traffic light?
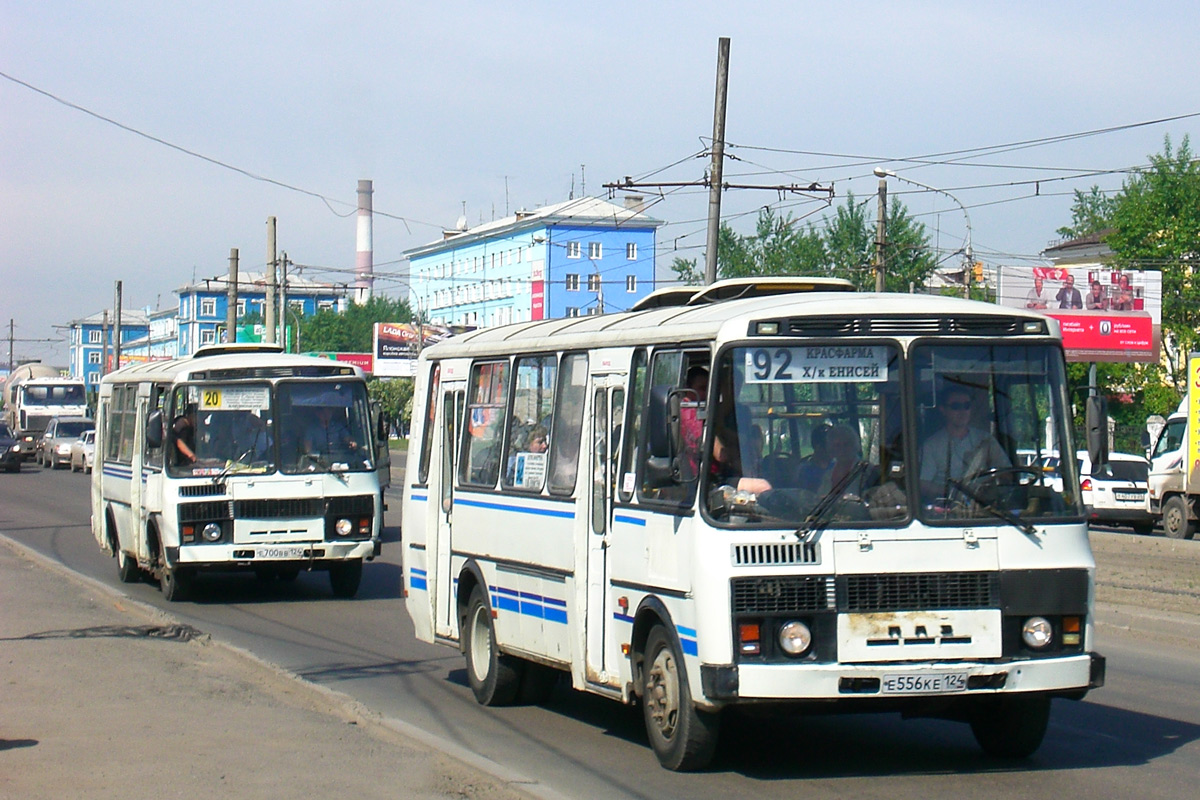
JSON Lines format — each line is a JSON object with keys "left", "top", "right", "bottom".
{"left": 972, "top": 261, "right": 984, "bottom": 283}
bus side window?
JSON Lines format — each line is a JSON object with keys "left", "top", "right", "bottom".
{"left": 617, "top": 349, "right": 647, "bottom": 503}
{"left": 548, "top": 353, "right": 588, "bottom": 495}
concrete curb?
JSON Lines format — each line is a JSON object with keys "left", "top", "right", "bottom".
{"left": 0, "top": 533, "right": 572, "bottom": 800}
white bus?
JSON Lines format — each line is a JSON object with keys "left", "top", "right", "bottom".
{"left": 402, "top": 278, "right": 1105, "bottom": 771}
{"left": 92, "top": 344, "right": 386, "bottom": 601}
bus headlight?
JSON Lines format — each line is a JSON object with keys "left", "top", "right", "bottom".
{"left": 201, "top": 522, "right": 223, "bottom": 542}
{"left": 335, "top": 518, "right": 353, "bottom": 537}
{"left": 778, "top": 620, "right": 812, "bottom": 656}
{"left": 1022, "top": 616, "right": 1054, "bottom": 649}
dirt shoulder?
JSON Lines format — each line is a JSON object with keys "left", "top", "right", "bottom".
{"left": 1090, "top": 529, "right": 1200, "bottom": 616}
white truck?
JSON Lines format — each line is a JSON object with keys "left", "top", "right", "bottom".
{"left": 2, "top": 363, "right": 89, "bottom": 462}
{"left": 1147, "top": 397, "right": 1193, "bottom": 539}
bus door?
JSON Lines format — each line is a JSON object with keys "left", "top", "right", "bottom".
{"left": 432, "top": 382, "right": 465, "bottom": 639}
{"left": 585, "top": 375, "right": 625, "bottom": 687}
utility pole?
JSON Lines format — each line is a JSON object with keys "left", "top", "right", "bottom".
{"left": 100, "top": 311, "right": 109, "bottom": 378}
{"left": 113, "top": 281, "right": 123, "bottom": 370}
{"left": 226, "top": 248, "right": 239, "bottom": 344}
{"left": 278, "top": 252, "right": 289, "bottom": 351}
{"left": 874, "top": 176, "right": 888, "bottom": 292}
{"left": 266, "top": 216, "right": 277, "bottom": 344}
{"left": 705, "top": 37, "right": 731, "bottom": 286}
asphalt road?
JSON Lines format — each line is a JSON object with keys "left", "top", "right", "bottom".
{"left": 2, "top": 460, "right": 1198, "bottom": 800}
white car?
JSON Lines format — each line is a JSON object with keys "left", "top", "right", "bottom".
{"left": 70, "top": 430, "right": 96, "bottom": 473}
{"left": 1038, "top": 450, "right": 1152, "bottom": 533}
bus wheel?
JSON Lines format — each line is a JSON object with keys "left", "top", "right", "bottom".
{"left": 329, "top": 559, "right": 363, "bottom": 598}
{"left": 641, "top": 624, "right": 719, "bottom": 771}
{"left": 464, "top": 585, "right": 522, "bottom": 706}
{"left": 160, "top": 562, "right": 193, "bottom": 602}
{"left": 117, "top": 549, "right": 142, "bottom": 584}
{"left": 1163, "top": 496, "right": 1196, "bottom": 540}
{"left": 969, "top": 694, "right": 1051, "bottom": 758}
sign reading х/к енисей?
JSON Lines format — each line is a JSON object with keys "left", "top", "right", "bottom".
{"left": 743, "top": 345, "right": 888, "bottom": 384}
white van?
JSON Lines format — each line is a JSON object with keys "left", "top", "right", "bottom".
{"left": 1147, "top": 400, "right": 1189, "bottom": 538}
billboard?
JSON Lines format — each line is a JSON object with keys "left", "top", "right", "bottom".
{"left": 995, "top": 265, "right": 1161, "bottom": 363}
{"left": 306, "top": 352, "right": 374, "bottom": 373}
{"left": 373, "top": 323, "right": 455, "bottom": 377}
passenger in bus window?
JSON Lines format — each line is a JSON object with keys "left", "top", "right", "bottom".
{"left": 172, "top": 410, "right": 197, "bottom": 464}
{"left": 794, "top": 424, "right": 833, "bottom": 491}
{"left": 231, "top": 411, "right": 272, "bottom": 463}
{"left": 680, "top": 366, "right": 708, "bottom": 475}
{"left": 919, "top": 388, "right": 1009, "bottom": 498}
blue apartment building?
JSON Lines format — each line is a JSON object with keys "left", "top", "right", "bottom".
{"left": 174, "top": 271, "right": 349, "bottom": 355}
{"left": 405, "top": 197, "right": 663, "bottom": 327}
{"left": 67, "top": 310, "right": 150, "bottom": 389}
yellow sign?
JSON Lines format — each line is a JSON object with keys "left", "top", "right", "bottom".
{"left": 1188, "top": 354, "right": 1200, "bottom": 490}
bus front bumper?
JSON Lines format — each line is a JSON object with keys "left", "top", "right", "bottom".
{"left": 701, "top": 652, "right": 1104, "bottom": 703}
{"left": 168, "top": 539, "right": 377, "bottom": 569}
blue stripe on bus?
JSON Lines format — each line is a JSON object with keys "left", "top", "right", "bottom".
{"left": 613, "top": 514, "right": 646, "bottom": 527}
{"left": 677, "top": 625, "right": 698, "bottom": 656}
{"left": 613, "top": 611, "right": 636, "bottom": 625}
{"left": 409, "top": 567, "right": 428, "bottom": 591}
{"left": 488, "top": 584, "right": 568, "bottom": 624}
{"left": 411, "top": 493, "right": 428, "bottom": 502}
{"left": 102, "top": 465, "right": 133, "bottom": 479}
{"left": 455, "top": 497, "right": 575, "bottom": 519}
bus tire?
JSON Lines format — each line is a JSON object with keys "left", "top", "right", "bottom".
{"left": 464, "top": 585, "right": 522, "bottom": 706}
{"left": 641, "top": 624, "right": 719, "bottom": 771}
{"left": 160, "top": 562, "right": 193, "bottom": 602}
{"left": 329, "top": 559, "right": 363, "bottom": 598}
{"left": 117, "top": 549, "right": 142, "bottom": 584}
{"left": 969, "top": 694, "right": 1051, "bottom": 758}
{"left": 1163, "top": 496, "right": 1195, "bottom": 540}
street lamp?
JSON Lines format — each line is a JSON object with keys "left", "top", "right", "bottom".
{"left": 873, "top": 168, "right": 973, "bottom": 298}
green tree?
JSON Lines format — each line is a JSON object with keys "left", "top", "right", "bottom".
{"left": 1056, "top": 186, "right": 1117, "bottom": 240}
{"left": 669, "top": 200, "right": 932, "bottom": 292}
{"left": 368, "top": 376, "right": 414, "bottom": 435}
{"left": 298, "top": 295, "right": 412, "bottom": 354}
{"left": 1106, "top": 135, "right": 1200, "bottom": 391}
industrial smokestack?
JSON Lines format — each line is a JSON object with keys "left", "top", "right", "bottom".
{"left": 355, "top": 179, "right": 374, "bottom": 304}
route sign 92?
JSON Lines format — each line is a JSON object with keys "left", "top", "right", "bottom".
{"left": 743, "top": 346, "right": 889, "bottom": 384}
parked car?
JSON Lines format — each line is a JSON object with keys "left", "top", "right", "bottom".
{"left": 70, "top": 429, "right": 96, "bottom": 473}
{"left": 1038, "top": 450, "right": 1153, "bottom": 533}
{"left": 37, "top": 416, "right": 94, "bottom": 470}
{"left": 0, "top": 422, "right": 21, "bottom": 473}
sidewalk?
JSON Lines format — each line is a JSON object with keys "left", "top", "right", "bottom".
{"left": 0, "top": 537, "right": 533, "bottom": 800}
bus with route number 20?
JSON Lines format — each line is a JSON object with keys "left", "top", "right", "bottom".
{"left": 401, "top": 277, "right": 1105, "bottom": 771}
{"left": 91, "top": 343, "right": 386, "bottom": 601}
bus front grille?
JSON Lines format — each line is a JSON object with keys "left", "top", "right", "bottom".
{"left": 234, "top": 498, "right": 325, "bottom": 518}
{"left": 731, "top": 576, "right": 832, "bottom": 613}
{"left": 839, "top": 572, "right": 998, "bottom": 612}
{"left": 732, "top": 542, "right": 819, "bottom": 567}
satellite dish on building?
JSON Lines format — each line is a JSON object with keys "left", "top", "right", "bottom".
{"left": 454, "top": 215, "right": 468, "bottom": 231}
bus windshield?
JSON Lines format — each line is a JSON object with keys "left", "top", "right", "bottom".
{"left": 277, "top": 381, "right": 374, "bottom": 474}
{"left": 702, "top": 341, "right": 1082, "bottom": 528}
{"left": 704, "top": 343, "right": 906, "bottom": 526}
{"left": 168, "top": 383, "right": 275, "bottom": 477}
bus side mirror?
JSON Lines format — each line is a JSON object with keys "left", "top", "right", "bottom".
{"left": 645, "top": 385, "right": 690, "bottom": 489}
{"left": 1086, "top": 395, "right": 1108, "bottom": 471}
{"left": 146, "top": 408, "right": 164, "bottom": 449}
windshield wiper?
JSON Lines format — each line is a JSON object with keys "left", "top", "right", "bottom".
{"left": 947, "top": 478, "right": 1037, "bottom": 536}
{"left": 795, "top": 460, "right": 870, "bottom": 544}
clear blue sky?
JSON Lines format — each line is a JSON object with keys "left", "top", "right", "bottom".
{"left": 4, "top": 1, "right": 1199, "bottom": 365}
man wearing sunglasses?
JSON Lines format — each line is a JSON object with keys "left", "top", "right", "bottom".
{"left": 919, "top": 387, "right": 1010, "bottom": 500}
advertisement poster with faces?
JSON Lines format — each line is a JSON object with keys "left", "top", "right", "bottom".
{"left": 995, "top": 265, "right": 1161, "bottom": 363}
